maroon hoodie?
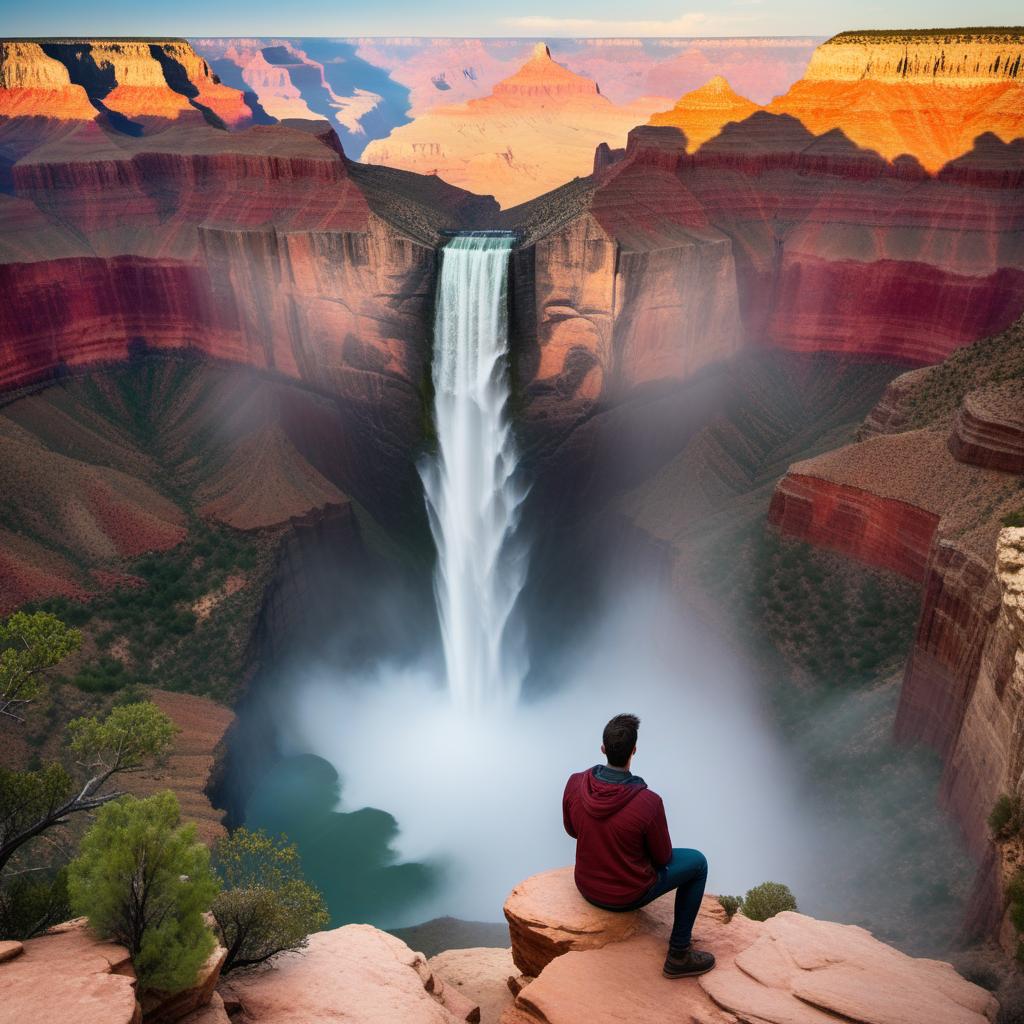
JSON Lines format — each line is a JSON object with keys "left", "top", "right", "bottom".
{"left": 562, "top": 766, "right": 672, "bottom": 906}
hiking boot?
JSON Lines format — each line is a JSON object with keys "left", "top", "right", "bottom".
{"left": 662, "top": 946, "right": 716, "bottom": 978}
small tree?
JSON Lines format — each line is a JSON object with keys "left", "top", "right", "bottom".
{"left": 68, "top": 791, "right": 219, "bottom": 992}
{"left": 0, "top": 701, "right": 176, "bottom": 872}
{"left": 742, "top": 881, "right": 798, "bottom": 921}
{"left": 212, "top": 828, "right": 329, "bottom": 973}
{"left": 0, "top": 611, "right": 81, "bottom": 722}
{"left": 717, "top": 895, "right": 742, "bottom": 921}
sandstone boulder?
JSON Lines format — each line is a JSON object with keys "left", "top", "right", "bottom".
{"left": 0, "top": 939, "right": 23, "bottom": 963}
{"left": 500, "top": 868, "right": 998, "bottom": 1024}
{"left": 221, "top": 924, "right": 480, "bottom": 1023}
{"left": 429, "top": 947, "right": 517, "bottom": 1024}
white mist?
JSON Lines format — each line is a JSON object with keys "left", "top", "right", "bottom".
{"left": 282, "top": 584, "right": 813, "bottom": 925}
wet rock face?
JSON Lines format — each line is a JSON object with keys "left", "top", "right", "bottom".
{"left": 501, "top": 868, "right": 997, "bottom": 1024}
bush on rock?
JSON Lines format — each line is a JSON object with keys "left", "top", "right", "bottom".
{"left": 68, "top": 790, "right": 219, "bottom": 993}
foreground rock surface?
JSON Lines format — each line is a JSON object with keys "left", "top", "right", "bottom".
{"left": 0, "top": 918, "right": 227, "bottom": 1024}
{"left": 501, "top": 868, "right": 997, "bottom": 1024}
{"left": 0, "top": 920, "right": 139, "bottom": 1024}
{"left": 429, "top": 947, "right": 516, "bottom": 1024}
{"left": 223, "top": 924, "right": 480, "bottom": 1023}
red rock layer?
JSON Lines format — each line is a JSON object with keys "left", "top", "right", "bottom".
{"left": 508, "top": 115, "right": 1024, "bottom": 424}
{"left": 767, "top": 473, "right": 938, "bottom": 583}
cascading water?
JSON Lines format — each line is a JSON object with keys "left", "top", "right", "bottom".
{"left": 421, "top": 232, "right": 528, "bottom": 712}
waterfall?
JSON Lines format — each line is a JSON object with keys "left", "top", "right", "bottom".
{"left": 421, "top": 232, "right": 528, "bottom": 711}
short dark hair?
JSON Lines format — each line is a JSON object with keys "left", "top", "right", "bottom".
{"left": 603, "top": 714, "right": 640, "bottom": 767}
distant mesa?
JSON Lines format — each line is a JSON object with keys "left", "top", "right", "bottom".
{"left": 0, "top": 39, "right": 254, "bottom": 131}
{"left": 647, "top": 28, "right": 1024, "bottom": 172}
{"left": 360, "top": 41, "right": 667, "bottom": 208}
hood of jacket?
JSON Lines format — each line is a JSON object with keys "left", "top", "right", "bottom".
{"left": 579, "top": 765, "right": 648, "bottom": 819}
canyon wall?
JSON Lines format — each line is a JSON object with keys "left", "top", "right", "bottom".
{"left": 768, "top": 318, "right": 1024, "bottom": 936}
{"left": 0, "top": 41, "right": 496, "bottom": 405}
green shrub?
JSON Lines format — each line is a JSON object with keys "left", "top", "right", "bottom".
{"left": 68, "top": 792, "right": 219, "bottom": 993}
{"left": 211, "top": 828, "right": 329, "bottom": 973}
{"left": 989, "top": 794, "right": 1024, "bottom": 840}
{"left": 742, "top": 882, "right": 798, "bottom": 921}
{"left": 72, "top": 656, "right": 132, "bottom": 693}
{"left": 1004, "top": 511, "right": 1024, "bottom": 529}
{"left": 717, "top": 895, "right": 742, "bottom": 921}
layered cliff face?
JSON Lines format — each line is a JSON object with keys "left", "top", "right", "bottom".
{"left": 361, "top": 44, "right": 665, "bottom": 208}
{"left": 503, "top": 108, "right": 1024, "bottom": 430}
{"left": 766, "top": 29, "right": 1024, "bottom": 171}
{"left": 768, "top": 317, "right": 1024, "bottom": 933}
{"left": 0, "top": 39, "right": 254, "bottom": 133}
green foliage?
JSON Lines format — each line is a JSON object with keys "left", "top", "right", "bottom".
{"left": 0, "top": 867, "right": 70, "bottom": 940}
{"left": 0, "top": 868, "right": 69, "bottom": 937}
{"left": 0, "top": 611, "right": 81, "bottom": 719}
{"left": 989, "top": 794, "right": 1024, "bottom": 840}
{"left": 62, "top": 522, "right": 264, "bottom": 700}
{"left": 0, "top": 761, "right": 73, "bottom": 852}
{"left": 68, "top": 792, "right": 219, "bottom": 993}
{"left": 742, "top": 882, "right": 798, "bottom": 922}
{"left": 717, "top": 895, "right": 742, "bottom": 921}
{"left": 745, "top": 531, "right": 919, "bottom": 687}
{"left": 1003, "top": 511, "right": 1024, "bottom": 529}
{"left": 68, "top": 701, "right": 176, "bottom": 774}
{"left": 212, "top": 828, "right": 329, "bottom": 973}
{"left": 72, "top": 656, "right": 133, "bottom": 694}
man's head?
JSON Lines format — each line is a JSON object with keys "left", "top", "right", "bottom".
{"left": 602, "top": 713, "right": 640, "bottom": 769}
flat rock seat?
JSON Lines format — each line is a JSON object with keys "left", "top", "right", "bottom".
{"left": 500, "top": 867, "right": 999, "bottom": 1024}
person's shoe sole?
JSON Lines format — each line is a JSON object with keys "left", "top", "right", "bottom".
{"left": 662, "top": 964, "right": 715, "bottom": 979}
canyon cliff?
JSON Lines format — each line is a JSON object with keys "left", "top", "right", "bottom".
{"left": 502, "top": 28, "right": 1023, "bottom": 429}
{"left": 769, "top": 316, "right": 1024, "bottom": 941}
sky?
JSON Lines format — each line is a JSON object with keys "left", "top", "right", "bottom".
{"left": 0, "top": 0, "right": 1021, "bottom": 40}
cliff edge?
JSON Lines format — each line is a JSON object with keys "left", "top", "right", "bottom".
{"left": 499, "top": 867, "right": 997, "bottom": 1024}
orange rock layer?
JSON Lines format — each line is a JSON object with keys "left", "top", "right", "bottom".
{"left": 0, "top": 39, "right": 254, "bottom": 131}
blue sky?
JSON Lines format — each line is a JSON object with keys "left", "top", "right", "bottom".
{"left": 1, "top": 0, "right": 1021, "bottom": 39}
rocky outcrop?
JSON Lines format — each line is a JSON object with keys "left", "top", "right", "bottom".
{"left": 362, "top": 44, "right": 664, "bottom": 208}
{"left": 0, "top": 919, "right": 226, "bottom": 1024}
{"left": 222, "top": 925, "right": 480, "bottom": 1023}
{"left": 500, "top": 868, "right": 996, "bottom": 1024}
{"left": 429, "top": 948, "right": 516, "bottom": 1024}
{"left": 1, "top": 920, "right": 140, "bottom": 1024}
{"left": 950, "top": 382, "right": 1024, "bottom": 472}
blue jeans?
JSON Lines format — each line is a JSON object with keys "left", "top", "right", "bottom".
{"left": 589, "top": 848, "right": 708, "bottom": 951}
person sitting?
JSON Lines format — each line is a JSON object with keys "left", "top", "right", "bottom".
{"left": 562, "top": 712, "right": 715, "bottom": 978}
